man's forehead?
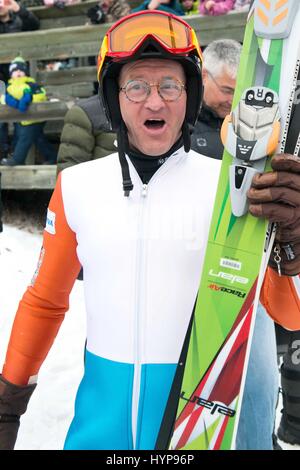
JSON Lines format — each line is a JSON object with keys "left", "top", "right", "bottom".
{"left": 120, "top": 59, "right": 185, "bottom": 80}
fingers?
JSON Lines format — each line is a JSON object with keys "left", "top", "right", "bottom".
{"left": 276, "top": 223, "right": 300, "bottom": 243}
{"left": 251, "top": 171, "right": 300, "bottom": 191}
{"left": 258, "top": 154, "right": 300, "bottom": 276}
{"left": 271, "top": 153, "right": 300, "bottom": 173}
{"left": 251, "top": 153, "right": 300, "bottom": 190}
{"left": 248, "top": 202, "right": 300, "bottom": 225}
{"left": 248, "top": 186, "right": 300, "bottom": 207}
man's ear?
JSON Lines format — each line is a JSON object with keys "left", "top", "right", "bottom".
{"left": 202, "top": 68, "right": 208, "bottom": 85}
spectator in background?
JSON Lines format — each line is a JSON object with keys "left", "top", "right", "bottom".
{"left": 0, "top": 0, "right": 40, "bottom": 160}
{"left": 87, "top": 0, "right": 132, "bottom": 94}
{"left": 199, "top": 0, "right": 235, "bottom": 16}
{"left": 43, "top": 0, "right": 80, "bottom": 7}
{"left": 0, "top": 0, "right": 39, "bottom": 36}
{"left": 180, "top": 0, "right": 199, "bottom": 15}
{"left": 191, "top": 38, "right": 241, "bottom": 159}
{"left": 0, "top": 57, "right": 57, "bottom": 166}
{"left": 234, "top": 0, "right": 251, "bottom": 11}
{"left": 132, "top": 0, "right": 184, "bottom": 16}
{"left": 87, "top": 0, "right": 131, "bottom": 25}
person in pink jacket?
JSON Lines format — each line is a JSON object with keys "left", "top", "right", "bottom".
{"left": 199, "top": 0, "right": 235, "bottom": 15}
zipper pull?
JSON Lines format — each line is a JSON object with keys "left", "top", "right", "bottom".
{"left": 273, "top": 243, "right": 282, "bottom": 277}
{"left": 141, "top": 184, "right": 148, "bottom": 197}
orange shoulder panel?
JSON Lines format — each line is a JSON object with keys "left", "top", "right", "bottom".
{"left": 2, "top": 174, "right": 81, "bottom": 385}
{"left": 261, "top": 267, "right": 300, "bottom": 331}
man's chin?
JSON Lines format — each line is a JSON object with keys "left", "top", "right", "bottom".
{"left": 140, "top": 146, "right": 172, "bottom": 156}
{"left": 219, "top": 107, "right": 232, "bottom": 118}
{"left": 130, "top": 139, "right": 173, "bottom": 157}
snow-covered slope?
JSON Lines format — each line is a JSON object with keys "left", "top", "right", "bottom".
{"left": 0, "top": 225, "right": 86, "bottom": 450}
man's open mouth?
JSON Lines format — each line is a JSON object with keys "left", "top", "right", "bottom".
{"left": 144, "top": 119, "right": 166, "bottom": 130}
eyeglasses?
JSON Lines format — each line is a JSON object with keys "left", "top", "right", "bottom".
{"left": 207, "top": 71, "right": 235, "bottom": 96}
{"left": 119, "top": 78, "right": 186, "bottom": 103}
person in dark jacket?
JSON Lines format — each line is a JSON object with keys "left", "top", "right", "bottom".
{"left": 132, "top": 0, "right": 184, "bottom": 15}
{"left": 0, "top": 0, "right": 40, "bottom": 159}
{"left": 191, "top": 38, "right": 241, "bottom": 159}
{"left": 0, "top": 0, "right": 39, "bottom": 35}
{"left": 87, "top": 0, "right": 131, "bottom": 25}
{"left": 56, "top": 95, "right": 115, "bottom": 175}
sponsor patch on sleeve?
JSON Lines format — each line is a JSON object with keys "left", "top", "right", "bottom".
{"left": 31, "top": 247, "right": 45, "bottom": 286}
{"left": 45, "top": 209, "right": 56, "bottom": 235}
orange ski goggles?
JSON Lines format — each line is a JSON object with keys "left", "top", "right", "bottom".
{"left": 97, "top": 11, "right": 202, "bottom": 80}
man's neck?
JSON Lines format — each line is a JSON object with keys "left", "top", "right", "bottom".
{"left": 127, "top": 137, "right": 183, "bottom": 184}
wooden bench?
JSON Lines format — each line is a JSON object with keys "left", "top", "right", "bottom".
{"left": 0, "top": 100, "right": 73, "bottom": 123}
{"left": 29, "top": 0, "right": 100, "bottom": 29}
{"left": 0, "top": 101, "right": 72, "bottom": 187}
{"left": 27, "top": 0, "right": 140, "bottom": 29}
{"left": 0, "top": 165, "right": 56, "bottom": 189}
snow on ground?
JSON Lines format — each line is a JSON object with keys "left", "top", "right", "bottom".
{"left": 0, "top": 224, "right": 86, "bottom": 450}
{"left": 0, "top": 224, "right": 299, "bottom": 450}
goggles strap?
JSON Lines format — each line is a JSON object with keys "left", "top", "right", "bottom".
{"left": 117, "top": 121, "right": 134, "bottom": 197}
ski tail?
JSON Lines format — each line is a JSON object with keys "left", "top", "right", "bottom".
{"left": 155, "top": 304, "right": 195, "bottom": 450}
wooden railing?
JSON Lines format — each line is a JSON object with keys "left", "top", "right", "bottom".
{"left": 0, "top": 100, "right": 73, "bottom": 123}
{"left": 0, "top": 101, "right": 71, "bottom": 190}
{"left": 0, "top": 165, "right": 56, "bottom": 189}
{"left": 29, "top": 0, "right": 100, "bottom": 29}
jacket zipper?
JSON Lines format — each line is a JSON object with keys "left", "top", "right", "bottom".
{"left": 129, "top": 151, "right": 182, "bottom": 447}
{"left": 132, "top": 183, "right": 148, "bottom": 449}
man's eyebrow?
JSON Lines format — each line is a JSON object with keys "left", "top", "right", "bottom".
{"left": 125, "top": 75, "right": 182, "bottom": 80}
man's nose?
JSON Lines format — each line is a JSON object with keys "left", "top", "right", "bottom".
{"left": 144, "top": 87, "right": 165, "bottom": 110}
{"left": 224, "top": 94, "right": 233, "bottom": 106}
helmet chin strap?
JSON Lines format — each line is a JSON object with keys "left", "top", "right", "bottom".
{"left": 117, "top": 119, "right": 192, "bottom": 197}
{"left": 182, "top": 120, "right": 192, "bottom": 153}
{"left": 117, "top": 120, "right": 134, "bottom": 197}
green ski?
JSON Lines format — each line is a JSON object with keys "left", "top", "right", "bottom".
{"left": 156, "top": 0, "right": 300, "bottom": 450}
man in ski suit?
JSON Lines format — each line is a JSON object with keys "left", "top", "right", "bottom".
{"left": 0, "top": 11, "right": 300, "bottom": 451}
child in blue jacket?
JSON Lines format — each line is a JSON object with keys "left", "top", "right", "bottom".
{"left": 0, "top": 57, "right": 57, "bottom": 166}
